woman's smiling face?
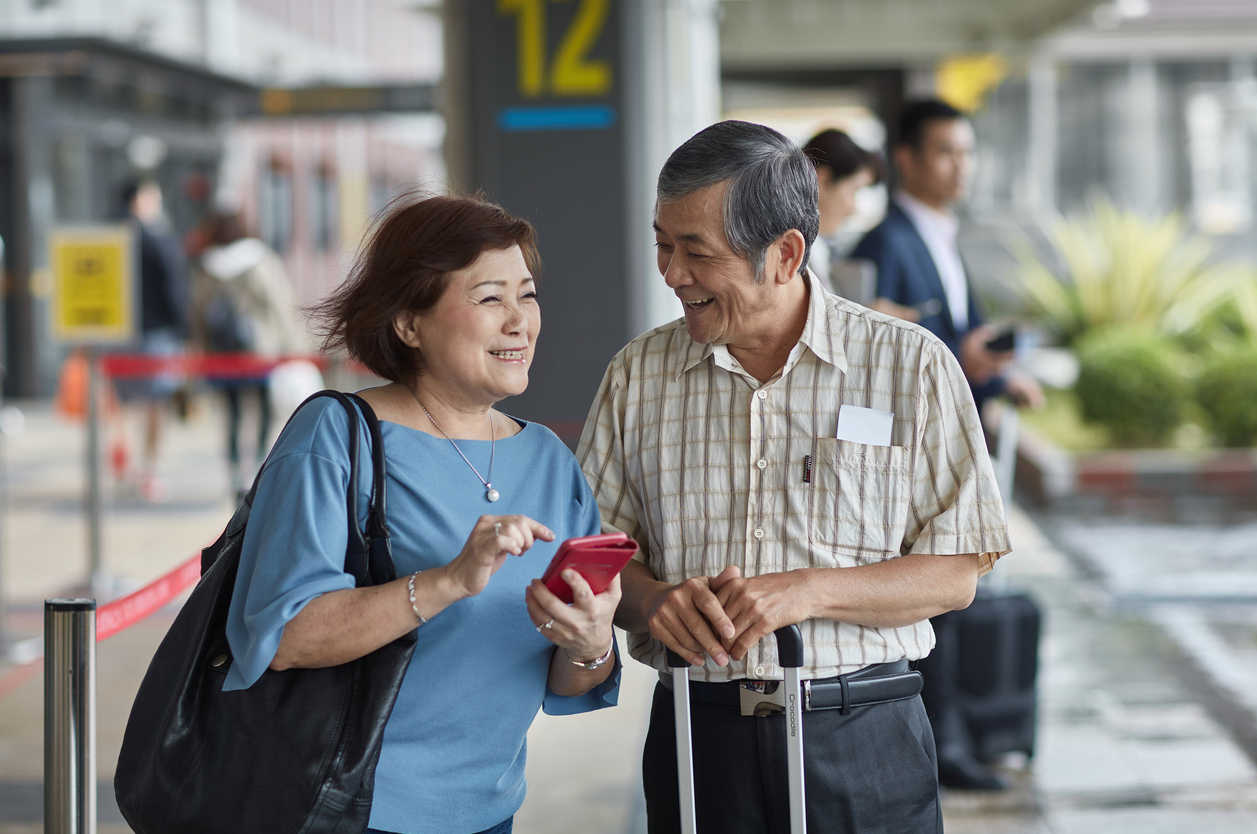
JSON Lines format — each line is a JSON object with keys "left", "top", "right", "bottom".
{"left": 404, "top": 245, "right": 540, "bottom": 408}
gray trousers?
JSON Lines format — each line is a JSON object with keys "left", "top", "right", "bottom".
{"left": 642, "top": 682, "right": 942, "bottom": 834}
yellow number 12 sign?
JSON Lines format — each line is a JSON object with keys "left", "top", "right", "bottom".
{"left": 498, "top": 0, "right": 612, "bottom": 98}
{"left": 50, "top": 225, "right": 137, "bottom": 345}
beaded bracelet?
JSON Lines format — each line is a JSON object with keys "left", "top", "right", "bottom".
{"left": 407, "top": 572, "right": 429, "bottom": 625}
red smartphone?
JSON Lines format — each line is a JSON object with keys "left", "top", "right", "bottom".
{"left": 539, "top": 532, "right": 638, "bottom": 604}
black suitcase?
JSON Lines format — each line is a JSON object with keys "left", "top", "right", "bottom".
{"left": 919, "top": 590, "right": 1040, "bottom": 779}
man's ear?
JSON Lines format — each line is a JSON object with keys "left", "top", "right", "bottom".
{"left": 393, "top": 311, "right": 422, "bottom": 349}
{"left": 893, "top": 144, "right": 915, "bottom": 184}
{"left": 770, "top": 229, "right": 807, "bottom": 285}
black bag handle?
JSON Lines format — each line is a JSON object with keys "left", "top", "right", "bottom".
{"left": 347, "top": 393, "right": 388, "bottom": 521}
{"left": 207, "top": 389, "right": 392, "bottom": 588}
{"left": 346, "top": 392, "right": 397, "bottom": 587}
{"left": 323, "top": 391, "right": 370, "bottom": 584}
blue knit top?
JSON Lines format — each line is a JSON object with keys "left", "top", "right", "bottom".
{"left": 223, "top": 397, "right": 618, "bottom": 834}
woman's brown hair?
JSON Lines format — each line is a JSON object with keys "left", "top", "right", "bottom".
{"left": 311, "top": 193, "right": 540, "bottom": 382}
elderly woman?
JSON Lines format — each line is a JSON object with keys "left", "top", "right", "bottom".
{"left": 223, "top": 195, "right": 621, "bottom": 834}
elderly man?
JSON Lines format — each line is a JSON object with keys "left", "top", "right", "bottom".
{"left": 577, "top": 121, "right": 1010, "bottom": 833}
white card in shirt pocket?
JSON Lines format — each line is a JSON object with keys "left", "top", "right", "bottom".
{"left": 835, "top": 405, "right": 894, "bottom": 447}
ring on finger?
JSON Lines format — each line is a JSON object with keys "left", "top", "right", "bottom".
{"left": 494, "top": 522, "right": 502, "bottom": 536}
{"left": 534, "top": 618, "right": 554, "bottom": 633}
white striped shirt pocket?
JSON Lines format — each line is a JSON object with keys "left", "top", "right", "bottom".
{"left": 808, "top": 438, "right": 911, "bottom": 558}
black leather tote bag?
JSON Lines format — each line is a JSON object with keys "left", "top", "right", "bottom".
{"left": 115, "top": 391, "right": 418, "bottom": 834}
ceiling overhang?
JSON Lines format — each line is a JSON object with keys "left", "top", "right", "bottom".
{"left": 719, "top": 0, "right": 1102, "bottom": 70}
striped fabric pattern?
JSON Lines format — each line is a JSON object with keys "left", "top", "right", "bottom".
{"left": 577, "top": 273, "right": 1010, "bottom": 682}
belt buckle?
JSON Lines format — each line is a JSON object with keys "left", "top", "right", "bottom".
{"left": 739, "top": 681, "right": 786, "bottom": 716}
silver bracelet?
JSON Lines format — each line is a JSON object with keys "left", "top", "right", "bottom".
{"left": 565, "top": 643, "right": 614, "bottom": 670}
{"left": 407, "top": 572, "right": 429, "bottom": 625}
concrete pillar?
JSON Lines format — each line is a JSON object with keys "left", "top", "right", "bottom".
{"left": 6, "top": 76, "right": 51, "bottom": 397}
{"left": 1027, "top": 55, "right": 1058, "bottom": 217}
{"left": 626, "top": 0, "right": 722, "bottom": 335}
{"left": 1125, "top": 58, "right": 1162, "bottom": 216}
{"left": 441, "top": 0, "right": 722, "bottom": 440}
{"left": 1228, "top": 56, "right": 1255, "bottom": 232}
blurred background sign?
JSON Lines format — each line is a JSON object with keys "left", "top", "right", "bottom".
{"left": 446, "top": 0, "right": 640, "bottom": 442}
{"left": 48, "top": 225, "right": 136, "bottom": 345}
{"left": 254, "top": 85, "right": 439, "bottom": 117}
{"left": 936, "top": 54, "right": 1009, "bottom": 114}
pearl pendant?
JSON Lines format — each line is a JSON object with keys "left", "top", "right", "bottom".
{"left": 486, "top": 488, "right": 500, "bottom": 503}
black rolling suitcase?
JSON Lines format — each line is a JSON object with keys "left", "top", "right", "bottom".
{"left": 919, "top": 590, "right": 1040, "bottom": 778}
{"left": 666, "top": 625, "right": 808, "bottom": 834}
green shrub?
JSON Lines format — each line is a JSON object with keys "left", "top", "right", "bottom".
{"left": 1197, "top": 344, "right": 1257, "bottom": 447}
{"left": 1074, "top": 327, "right": 1188, "bottom": 447}
{"left": 1014, "top": 200, "right": 1243, "bottom": 346}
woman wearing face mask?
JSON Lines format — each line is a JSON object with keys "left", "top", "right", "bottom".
{"left": 802, "top": 129, "right": 883, "bottom": 299}
{"left": 223, "top": 194, "right": 620, "bottom": 834}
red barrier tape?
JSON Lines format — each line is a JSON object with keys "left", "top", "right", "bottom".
{"left": 96, "top": 554, "right": 202, "bottom": 642}
{"left": 100, "top": 352, "right": 327, "bottom": 380}
{"left": 0, "top": 553, "right": 202, "bottom": 700}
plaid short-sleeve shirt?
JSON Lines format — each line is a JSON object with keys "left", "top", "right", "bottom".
{"left": 577, "top": 273, "right": 1011, "bottom": 682}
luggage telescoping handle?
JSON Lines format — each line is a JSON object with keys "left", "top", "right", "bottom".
{"left": 665, "top": 646, "right": 698, "bottom": 834}
{"left": 665, "top": 624, "right": 807, "bottom": 834}
{"left": 777, "top": 624, "right": 807, "bottom": 834}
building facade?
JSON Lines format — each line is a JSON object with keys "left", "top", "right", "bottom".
{"left": 0, "top": 0, "right": 442, "bottom": 395}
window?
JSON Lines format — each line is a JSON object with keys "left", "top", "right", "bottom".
{"left": 369, "top": 175, "right": 392, "bottom": 217}
{"left": 259, "top": 156, "right": 293, "bottom": 253}
{"left": 310, "top": 163, "right": 338, "bottom": 252}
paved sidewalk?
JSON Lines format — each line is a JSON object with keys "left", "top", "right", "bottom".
{"left": 940, "top": 508, "right": 1257, "bottom": 834}
{"left": 0, "top": 399, "right": 1255, "bottom": 832}
{"left": 0, "top": 399, "right": 239, "bottom": 834}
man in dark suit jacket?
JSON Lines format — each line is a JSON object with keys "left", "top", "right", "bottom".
{"left": 854, "top": 100, "right": 1044, "bottom": 793}
{"left": 853, "top": 99, "right": 1041, "bottom": 412}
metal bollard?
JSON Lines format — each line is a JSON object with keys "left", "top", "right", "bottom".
{"left": 45, "top": 598, "right": 97, "bottom": 834}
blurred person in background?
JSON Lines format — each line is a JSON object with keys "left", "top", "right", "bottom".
{"left": 802, "top": 128, "right": 883, "bottom": 297}
{"left": 855, "top": 100, "right": 1044, "bottom": 791}
{"left": 113, "top": 178, "right": 190, "bottom": 503}
{"left": 852, "top": 99, "right": 1043, "bottom": 413}
{"left": 194, "top": 210, "right": 310, "bottom": 498}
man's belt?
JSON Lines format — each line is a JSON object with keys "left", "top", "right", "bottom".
{"left": 664, "top": 659, "right": 923, "bottom": 717}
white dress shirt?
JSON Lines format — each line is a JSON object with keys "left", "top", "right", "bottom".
{"left": 894, "top": 190, "right": 969, "bottom": 331}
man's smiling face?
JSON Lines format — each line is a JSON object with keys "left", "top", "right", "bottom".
{"left": 653, "top": 181, "right": 780, "bottom": 349}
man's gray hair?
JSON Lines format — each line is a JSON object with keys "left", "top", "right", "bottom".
{"left": 657, "top": 120, "right": 819, "bottom": 282}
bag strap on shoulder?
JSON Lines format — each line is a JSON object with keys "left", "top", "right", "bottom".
{"left": 345, "top": 392, "right": 397, "bottom": 586}
{"left": 318, "top": 391, "right": 368, "bottom": 583}
{"left": 347, "top": 393, "right": 387, "bottom": 526}
{"left": 206, "top": 389, "right": 393, "bottom": 587}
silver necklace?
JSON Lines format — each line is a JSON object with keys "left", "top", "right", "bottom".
{"left": 409, "top": 388, "right": 499, "bottom": 502}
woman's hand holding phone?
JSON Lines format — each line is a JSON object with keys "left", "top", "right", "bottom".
{"left": 525, "top": 533, "right": 636, "bottom": 663}
{"left": 525, "top": 569, "right": 621, "bottom": 663}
